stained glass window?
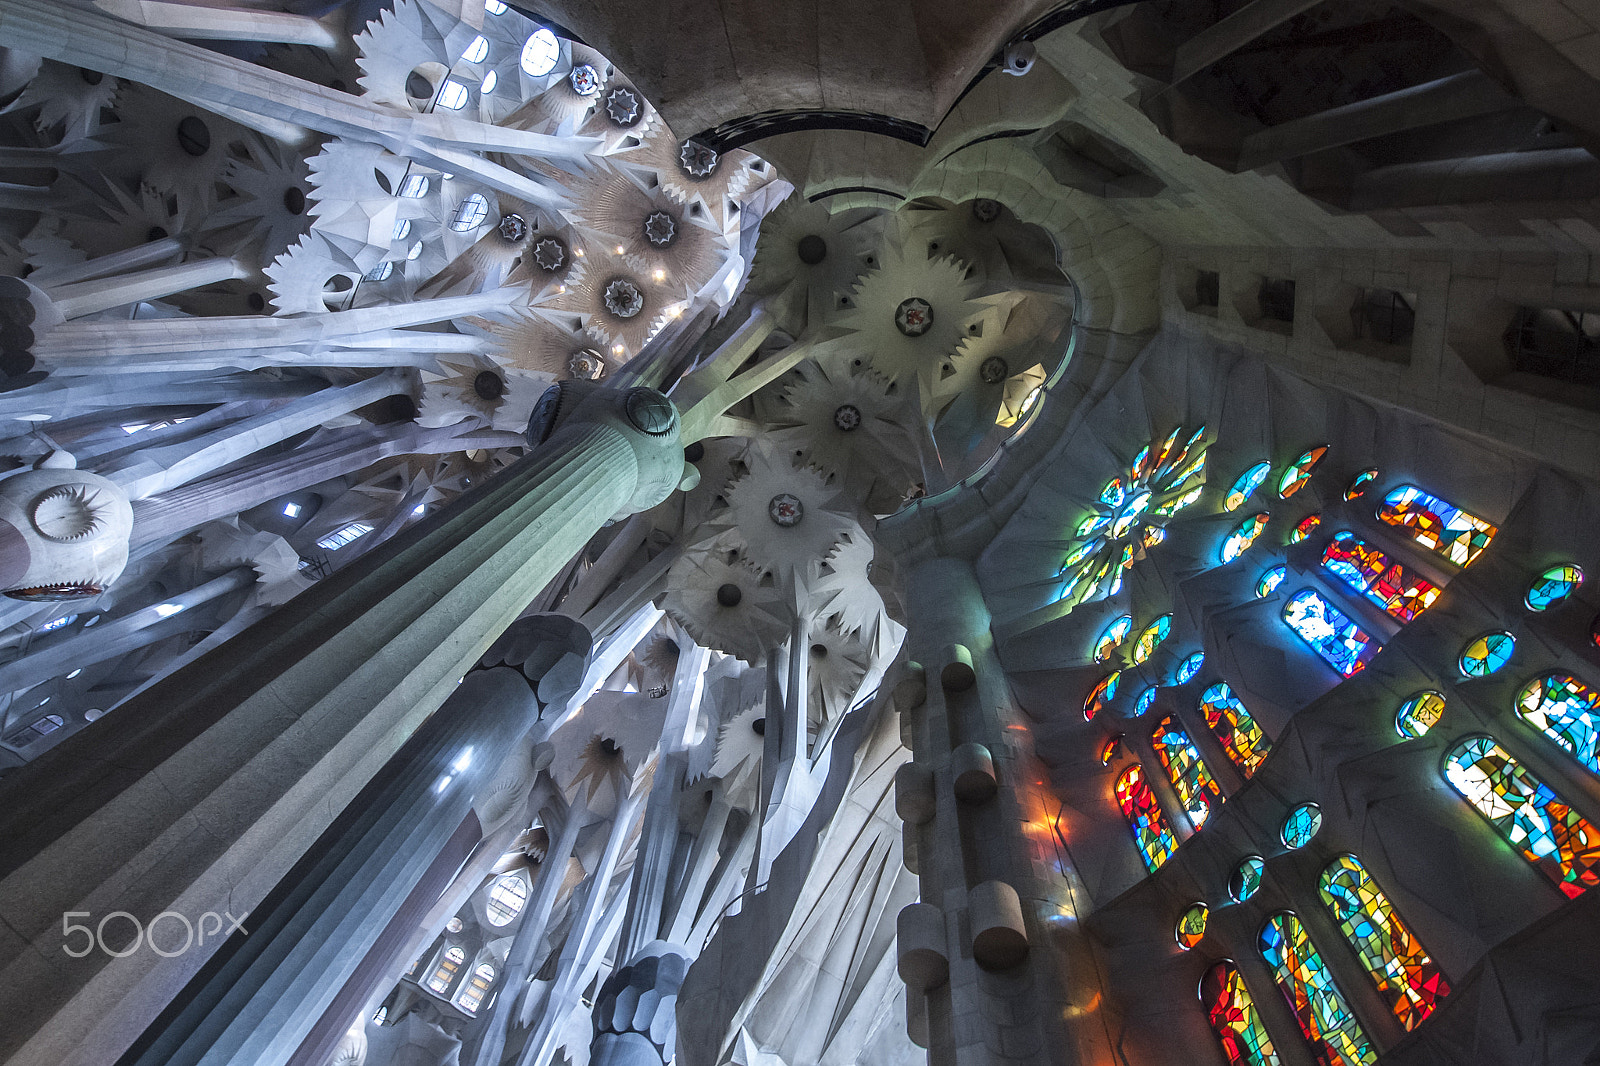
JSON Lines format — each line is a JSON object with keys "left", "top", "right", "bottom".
{"left": 1525, "top": 565, "right": 1583, "bottom": 611}
{"left": 1445, "top": 735, "right": 1600, "bottom": 898}
{"left": 426, "top": 945, "right": 465, "bottom": 994}
{"left": 1318, "top": 855, "right": 1450, "bottom": 1030}
{"left": 1281, "top": 803, "right": 1322, "bottom": 849}
{"left": 1592, "top": 613, "right": 1600, "bottom": 651}
{"left": 1283, "top": 589, "right": 1379, "bottom": 677}
{"left": 455, "top": 962, "right": 496, "bottom": 1013}
{"left": 1377, "top": 485, "right": 1496, "bottom": 567}
{"left": 1058, "top": 427, "right": 1207, "bottom": 608}
{"left": 1321, "top": 531, "right": 1441, "bottom": 624}
{"left": 1344, "top": 469, "right": 1377, "bottom": 501}
{"left": 1177, "top": 902, "right": 1210, "bottom": 950}
{"left": 1257, "top": 566, "right": 1287, "bottom": 598}
{"left": 1222, "top": 514, "right": 1271, "bottom": 564}
{"left": 1153, "top": 716, "right": 1224, "bottom": 829}
{"left": 1226, "top": 462, "right": 1272, "bottom": 511}
{"left": 1201, "top": 960, "right": 1281, "bottom": 1066}
{"left": 1459, "top": 632, "right": 1514, "bottom": 678}
{"left": 1259, "top": 912, "right": 1377, "bottom": 1066}
{"left": 1231, "top": 855, "right": 1266, "bottom": 902}
{"left": 1288, "top": 514, "right": 1321, "bottom": 545}
{"left": 1395, "top": 692, "right": 1445, "bottom": 740}
{"left": 1515, "top": 674, "right": 1600, "bottom": 775}
{"left": 1278, "top": 446, "right": 1329, "bottom": 499}
{"left": 1135, "top": 685, "right": 1159, "bottom": 717}
{"left": 1094, "top": 615, "right": 1133, "bottom": 662}
{"left": 1175, "top": 652, "right": 1205, "bottom": 685}
{"left": 1132, "top": 615, "right": 1172, "bottom": 664}
{"left": 1099, "top": 734, "right": 1125, "bottom": 764}
{"left": 1201, "top": 682, "right": 1273, "bottom": 775}
{"left": 1085, "top": 671, "right": 1121, "bottom": 720}
{"left": 1116, "top": 763, "right": 1178, "bottom": 872}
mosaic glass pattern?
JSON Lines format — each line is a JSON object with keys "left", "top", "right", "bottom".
{"left": 1094, "top": 614, "right": 1132, "bottom": 662}
{"left": 1175, "top": 652, "right": 1205, "bottom": 685}
{"left": 1318, "top": 854, "right": 1450, "bottom": 1030}
{"left": 1132, "top": 615, "right": 1172, "bottom": 665}
{"left": 1259, "top": 912, "right": 1377, "bottom": 1066}
{"left": 1525, "top": 565, "right": 1583, "bottom": 611}
{"left": 1516, "top": 674, "right": 1600, "bottom": 775}
{"left": 1059, "top": 427, "right": 1207, "bottom": 608}
{"left": 1592, "top": 613, "right": 1600, "bottom": 651}
{"left": 1257, "top": 566, "right": 1288, "bottom": 598}
{"left": 1344, "top": 469, "right": 1378, "bottom": 501}
{"left": 1281, "top": 803, "right": 1323, "bottom": 849}
{"left": 1321, "top": 531, "right": 1441, "bottom": 624}
{"left": 1289, "top": 514, "right": 1321, "bottom": 544}
{"left": 1278, "top": 446, "right": 1329, "bottom": 499}
{"left": 1176, "top": 902, "right": 1210, "bottom": 950}
{"left": 1135, "top": 685, "right": 1159, "bottom": 717}
{"left": 1201, "top": 961, "right": 1281, "bottom": 1066}
{"left": 1084, "top": 671, "right": 1121, "bottom": 720}
{"left": 1459, "top": 632, "right": 1514, "bottom": 677}
{"left": 1153, "top": 716, "right": 1223, "bottom": 829}
{"left": 1395, "top": 692, "right": 1446, "bottom": 740}
{"left": 1231, "top": 855, "right": 1266, "bottom": 902}
{"left": 1116, "top": 763, "right": 1178, "bottom": 873}
{"left": 1099, "top": 734, "right": 1125, "bottom": 765}
{"left": 1222, "top": 514, "right": 1271, "bottom": 564}
{"left": 1377, "top": 485, "right": 1496, "bottom": 567}
{"left": 1226, "top": 462, "right": 1272, "bottom": 512}
{"left": 1283, "top": 589, "right": 1379, "bottom": 677}
{"left": 1445, "top": 735, "right": 1600, "bottom": 898}
{"left": 1201, "top": 682, "right": 1273, "bottom": 775}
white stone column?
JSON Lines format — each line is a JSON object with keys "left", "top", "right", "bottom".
{"left": 46, "top": 257, "right": 248, "bottom": 321}
{"left": 0, "top": 383, "right": 685, "bottom": 1066}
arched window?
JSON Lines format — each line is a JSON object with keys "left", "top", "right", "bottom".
{"left": 451, "top": 192, "right": 490, "bottom": 231}
{"left": 1200, "top": 961, "right": 1279, "bottom": 1066}
{"left": 455, "top": 962, "right": 496, "bottom": 1013}
{"left": 1277, "top": 446, "right": 1328, "bottom": 499}
{"left": 485, "top": 873, "right": 527, "bottom": 926}
{"left": 1084, "top": 671, "right": 1120, "bottom": 721}
{"left": 1115, "top": 764, "right": 1177, "bottom": 873}
{"left": 1200, "top": 682, "right": 1272, "bottom": 775}
{"left": 461, "top": 34, "right": 489, "bottom": 63}
{"left": 426, "top": 945, "right": 465, "bottom": 994}
{"left": 1151, "top": 716, "right": 1222, "bottom": 829}
{"left": 1093, "top": 615, "right": 1132, "bottom": 662}
{"left": 1445, "top": 735, "right": 1600, "bottom": 898}
{"left": 437, "top": 80, "right": 470, "bottom": 110}
{"left": 1514, "top": 674, "right": 1600, "bottom": 775}
{"left": 1318, "top": 855, "right": 1450, "bottom": 1030}
{"left": 1259, "top": 912, "right": 1376, "bottom": 1066}
{"left": 1224, "top": 462, "right": 1271, "bottom": 512}
{"left": 1282, "top": 589, "right": 1379, "bottom": 677}
{"left": 1321, "top": 532, "right": 1440, "bottom": 623}
{"left": 1376, "top": 485, "right": 1496, "bottom": 567}
{"left": 1132, "top": 614, "right": 1172, "bottom": 664}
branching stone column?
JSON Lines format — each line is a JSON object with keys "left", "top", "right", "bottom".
{"left": 121, "top": 615, "right": 591, "bottom": 1066}
{"left": 0, "top": 380, "right": 688, "bottom": 1066}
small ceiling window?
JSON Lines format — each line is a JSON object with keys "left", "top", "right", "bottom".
{"left": 399, "top": 174, "right": 430, "bottom": 198}
{"left": 407, "top": 241, "right": 424, "bottom": 261}
{"left": 451, "top": 193, "right": 490, "bottom": 231}
{"left": 317, "top": 521, "right": 373, "bottom": 551}
{"left": 520, "top": 29, "right": 560, "bottom": 77}
{"left": 462, "top": 35, "right": 489, "bottom": 64}
{"left": 481, "top": 70, "right": 498, "bottom": 94}
{"left": 484, "top": 0, "right": 507, "bottom": 13}
{"left": 392, "top": 218, "right": 412, "bottom": 242}
{"left": 437, "top": 80, "right": 470, "bottom": 111}
{"left": 363, "top": 262, "right": 394, "bottom": 283}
